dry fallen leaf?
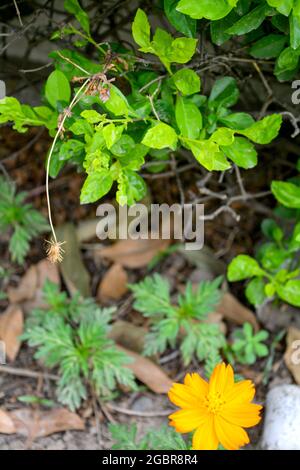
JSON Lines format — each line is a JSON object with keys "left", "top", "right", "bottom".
{"left": 8, "top": 260, "right": 60, "bottom": 309}
{"left": 216, "top": 292, "right": 259, "bottom": 331}
{"left": 118, "top": 345, "right": 172, "bottom": 394}
{"left": 109, "top": 320, "right": 147, "bottom": 354}
{"left": 56, "top": 223, "right": 91, "bottom": 297}
{"left": 0, "top": 305, "right": 23, "bottom": 361}
{"left": 9, "top": 408, "right": 84, "bottom": 439}
{"left": 97, "top": 238, "right": 170, "bottom": 268}
{"left": 97, "top": 263, "right": 128, "bottom": 302}
{"left": 0, "top": 409, "right": 16, "bottom": 434}
{"left": 284, "top": 326, "right": 300, "bottom": 384}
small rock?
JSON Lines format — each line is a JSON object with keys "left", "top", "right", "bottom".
{"left": 131, "top": 396, "right": 154, "bottom": 412}
{"left": 261, "top": 385, "right": 300, "bottom": 450}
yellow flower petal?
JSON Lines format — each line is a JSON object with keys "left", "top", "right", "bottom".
{"left": 214, "top": 415, "right": 250, "bottom": 450}
{"left": 209, "top": 363, "right": 234, "bottom": 396}
{"left": 184, "top": 373, "right": 208, "bottom": 397}
{"left": 168, "top": 383, "right": 200, "bottom": 409}
{"left": 192, "top": 415, "right": 219, "bottom": 450}
{"left": 169, "top": 408, "right": 208, "bottom": 433}
{"left": 224, "top": 379, "right": 255, "bottom": 405}
{"left": 221, "top": 403, "right": 262, "bottom": 428}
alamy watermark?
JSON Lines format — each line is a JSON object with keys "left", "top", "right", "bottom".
{"left": 95, "top": 203, "right": 204, "bottom": 250}
{"left": 0, "top": 341, "right": 6, "bottom": 364}
{"left": 291, "top": 80, "right": 300, "bottom": 104}
{"left": 0, "top": 80, "right": 5, "bottom": 100}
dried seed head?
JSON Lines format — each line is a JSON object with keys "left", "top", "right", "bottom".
{"left": 45, "top": 239, "right": 66, "bottom": 264}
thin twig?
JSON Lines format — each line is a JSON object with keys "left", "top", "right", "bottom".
{"left": 105, "top": 403, "right": 173, "bottom": 417}
{"left": 0, "top": 364, "right": 58, "bottom": 381}
{"left": 13, "top": 0, "right": 23, "bottom": 27}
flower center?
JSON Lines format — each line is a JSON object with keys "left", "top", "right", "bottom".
{"left": 204, "top": 392, "right": 226, "bottom": 414}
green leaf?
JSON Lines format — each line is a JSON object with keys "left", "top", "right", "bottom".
{"left": 103, "top": 123, "right": 124, "bottom": 149}
{"left": 271, "top": 181, "right": 300, "bottom": 208}
{"left": 226, "top": 4, "right": 272, "bottom": 35}
{"left": 45, "top": 70, "right": 71, "bottom": 109}
{"left": 49, "top": 49, "right": 102, "bottom": 81}
{"left": 209, "top": 127, "right": 234, "bottom": 146}
{"left": 132, "top": 9, "right": 152, "bottom": 50}
{"left": 80, "top": 170, "right": 113, "bottom": 204}
{"left": 219, "top": 112, "right": 255, "bottom": 130}
{"left": 266, "top": 0, "right": 293, "bottom": 16}
{"left": 189, "top": 140, "right": 231, "bottom": 171}
{"left": 290, "top": 10, "right": 300, "bottom": 49}
{"left": 222, "top": 137, "right": 257, "bottom": 169}
{"left": 80, "top": 109, "right": 104, "bottom": 124}
{"left": 59, "top": 139, "right": 85, "bottom": 161}
{"left": 142, "top": 122, "right": 178, "bottom": 150}
{"left": 245, "top": 277, "right": 266, "bottom": 307}
{"left": 275, "top": 47, "right": 300, "bottom": 75}
{"left": 238, "top": 115, "right": 282, "bottom": 144}
{"left": 64, "top": 0, "right": 90, "bottom": 34}
{"left": 276, "top": 280, "right": 300, "bottom": 307}
{"left": 175, "top": 96, "right": 202, "bottom": 139}
{"left": 168, "top": 37, "right": 198, "bottom": 63}
{"left": 176, "top": 0, "right": 238, "bottom": 20}
{"left": 228, "top": 255, "right": 264, "bottom": 281}
{"left": 104, "top": 86, "right": 130, "bottom": 117}
{"left": 261, "top": 219, "right": 283, "bottom": 242}
{"left": 116, "top": 170, "right": 147, "bottom": 206}
{"left": 164, "top": 0, "right": 196, "bottom": 37}
{"left": 110, "top": 135, "right": 135, "bottom": 157}
{"left": 172, "top": 69, "right": 201, "bottom": 95}
{"left": 210, "top": 11, "right": 239, "bottom": 45}
{"left": 209, "top": 77, "right": 239, "bottom": 108}
{"left": 250, "top": 34, "right": 286, "bottom": 59}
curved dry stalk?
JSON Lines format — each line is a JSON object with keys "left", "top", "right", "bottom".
{"left": 45, "top": 78, "right": 90, "bottom": 262}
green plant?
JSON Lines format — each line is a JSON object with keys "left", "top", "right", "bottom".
{"left": 129, "top": 274, "right": 225, "bottom": 367}
{"left": 228, "top": 215, "right": 300, "bottom": 307}
{"left": 22, "top": 280, "right": 136, "bottom": 411}
{"left": 0, "top": 5, "right": 282, "bottom": 212}
{"left": 231, "top": 322, "right": 269, "bottom": 364}
{"left": 173, "top": 0, "right": 300, "bottom": 80}
{"left": 0, "top": 176, "right": 49, "bottom": 264}
{"left": 109, "top": 423, "right": 189, "bottom": 450}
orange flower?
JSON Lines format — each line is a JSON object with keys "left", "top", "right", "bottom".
{"left": 168, "top": 362, "right": 262, "bottom": 450}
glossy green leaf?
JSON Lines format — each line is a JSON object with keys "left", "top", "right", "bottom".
{"left": 209, "top": 77, "right": 239, "bottom": 108}
{"left": 228, "top": 255, "right": 265, "bottom": 281}
{"left": 210, "top": 127, "right": 234, "bottom": 146}
{"left": 103, "top": 123, "right": 124, "bottom": 149}
{"left": 271, "top": 181, "right": 300, "bottom": 208}
{"left": 80, "top": 170, "right": 113, "bottom": 204}
{"left": 238, "top": 114, "right": 282, "bottom": 144}
{"left": 276, "top": 280, "right": 300, "bottom": 307}
{"left": 104, "top": 86, "right": 130, "bottom": 117}
{"left": 226, "top": 4, "right": 272, "bottom": 35}
{"left": 172, "top": 69, "right": 201, "bottom": 95}
{"left": 132, "top": 9, "right": 152, "bottom": 50}
{"left": 164, "top": 0, "right": 196, "bottom": 37}
{"left": 245, "top": 277, "right": 266, "bottom": 307}
{"left": 175, "top": 96, "right": 202, "bottom": 139}
{"left": 219, "top": 112, "right": 254, "bottom": 130}
{"left": 250, "top": 34, "right": 286, "bottom": 59}
{"left": 266, "top": 0, "right": 293, "bottom": 16}
{"left": 64, "top": 0, "right": 90, "bottom": 34}
{"left": 45, "top": 70, "right": 71, "bottom": 109}
{"left": 117, "top": 169, "right": 147, "bottom": 206}
{"left": 142, "top": 122, "right": 178, "bottom": 150}
{"left": 189, "top": 140, "right": 230, "bottom": 171}
{"left": 176, "top": 0, "right": 238, "bottom": 21}
{"left": 222, "top": 137, "right": 257, "bottom": 169}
